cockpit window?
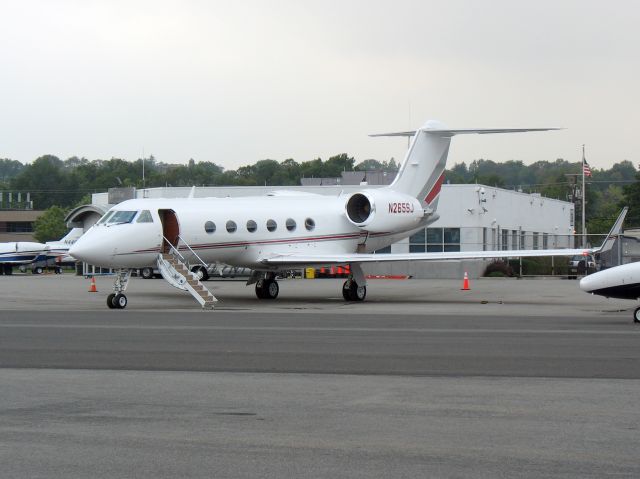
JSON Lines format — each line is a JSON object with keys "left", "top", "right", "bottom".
{"left": 97, "top": 211, "right": 115, "bottom": 224}
{"left": 107, "top": 210, "right": 137, "bottom": 225}
{"left": 136, "top": 210, "right": 154, "bottom": 223}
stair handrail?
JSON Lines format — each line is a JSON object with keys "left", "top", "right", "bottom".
{"left": 162, "top": 235, "right": 188, "bottom": 263}
{"left": 177, "top": 234, "right": 208, "bottom": 268}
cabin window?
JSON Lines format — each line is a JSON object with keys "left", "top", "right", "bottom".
{"left": 97, "top": 211, "right": 115, "bottom": 224}
{"left": 305, "top": 218, "right": 315, "bottom": 231}
{"left": 136, "top": 210, "right": 153, "bottom": 223}
{"left": 246, "top": 220, "right": 257, "bottom": 233}
{"left": 108, "top": 211, "right": 137, "bottom": 224}
{"left": 286, "top": 218, "right": 296, "bottom": 231}
{"left": 226, "top": 220, "right": 237, "bottom": 233}
{"left": 266, "top": 219, "right": 277, "bottom": 232}
{"left": 204, "top": 221, "right": 216, "bottom": 234}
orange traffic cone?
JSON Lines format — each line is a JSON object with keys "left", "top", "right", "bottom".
{"left": 461, "top": 272, "right": 470, "bottom": 291}
{"left": 88, "top": 276, "right": 98, "bottom": 293}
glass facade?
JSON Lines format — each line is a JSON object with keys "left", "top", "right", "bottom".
{"left": 410, "top": 227, "right": 460, "bottom": 252}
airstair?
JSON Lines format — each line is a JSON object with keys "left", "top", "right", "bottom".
{"left": 156, "top": 237, "right": 217, "bottom": 309}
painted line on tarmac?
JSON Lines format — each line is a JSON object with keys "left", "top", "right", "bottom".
{"left": 0, "top": 324, "right": 636, "bottom": 335}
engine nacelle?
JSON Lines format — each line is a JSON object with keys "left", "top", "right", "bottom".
{"left": 344, "top": 190, "right": 424, "bottom": 233}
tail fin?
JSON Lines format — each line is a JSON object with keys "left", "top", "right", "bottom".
{"left": 594, "top": 207, "right": 628, "bottom": 253}
{"left": 372, "top": 121, "right": 561, "bottom": 210}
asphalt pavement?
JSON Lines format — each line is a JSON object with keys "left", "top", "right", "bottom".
{"left": 0, "top": 275, "right": 639, "bottom": 477}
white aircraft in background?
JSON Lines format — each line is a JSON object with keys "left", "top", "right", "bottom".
{"left": 70, "top": 120, "right": 614, "bottom": 309}
{"left": 0, "top": 241, "right": 49, "bottom": 275}
{"left": 580, "top": 258, "right": 640, "bottom": 323}
{"left": 0, "top": 228, "right": 84, "bottom": 275}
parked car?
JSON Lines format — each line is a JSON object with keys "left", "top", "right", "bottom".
{"left": 568, "top": 254, "right": 596, "bottom": 278}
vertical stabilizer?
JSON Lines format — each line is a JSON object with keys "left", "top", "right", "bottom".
{"left": 384, "top": 120, "right": 452, "bottom": 210}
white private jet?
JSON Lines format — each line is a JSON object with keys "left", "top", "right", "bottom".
{"left": 0, "top": 241, "right": 49, "bottom": 275}
{"left": 0, "top": 228, "right": 84, "bottom": 275}
{"left": 69, "top": 120, "right": 611, "bottom": 309}
{"left": 580, "top": 259, "right": 640, "bottom": 323}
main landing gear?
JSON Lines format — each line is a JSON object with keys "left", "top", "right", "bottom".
{"left": 634, "top": 307, "right": 640, "bottom": 324}
{"left": 342, "top": 279, "right": 366, "bottom": 301}
{"left": 342, "top": 263, "right": 367, "bottom": 302}
{"left": 255, "top": 275, "right": 279, "bottom": 299}
{"left": 107, "top": 269, "right": 131, "bottom": 309}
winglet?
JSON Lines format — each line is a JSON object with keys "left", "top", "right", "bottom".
{"left": 594, "top": 207, "right": 628, "bottom": 253}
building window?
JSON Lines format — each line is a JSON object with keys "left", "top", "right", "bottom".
{"left": 512, "top": 230, "right": 518, "bottom": 250}
{"left": 501, "top": 229, "right": 508, "bottom": 251}
{"left": 266, "top": 219, "right": 277, "bottom": 232}
{"left": 543, "top": 233, "right": 549, "bottom": 249}
{"left": 520, "top": 230, "right": 526, "bottom": 250}
{"left": 409, "top": 229, "right": 425, "bottom": 253}
{"left": 226, "top": 220, "right": 237, "bottom": 233}
{"left": 375, "top": 245, "right": 391, "bottom": 254}
{"left": 5, "top": 222, "right": 33, "bottom": 233}
{"left": 204, "top": 221, "right": 216, "bottom": 234}
{"left": 246, "top": 220, "right": 257, "bottom": 233}
{"left": 286, "top": 218, "right": 296, "bottom": 231}
{"left": 533, "top": 232, "right": 539, "bottom": 250}
{"left": 305, "top": 218, "right": 315, "bottom": 231}
{"left": 410, "top": 227, "right": 460, "bottom": 252}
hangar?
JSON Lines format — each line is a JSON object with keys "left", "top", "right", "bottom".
{"left": 67, "top": 182, "right": 575, "bottom": 279}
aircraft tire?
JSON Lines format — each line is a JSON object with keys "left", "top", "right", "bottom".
{"left": 141, "top": 267, "right": 154, "bottom": 279}
{"left": 107, "top": 293, "right": 116, "bottom": 309}
{"left": 192, "top": 265, "right": 209, "bottom": 281}
{"left": 114, "top": 293, "right": 127, "bottom": 309}
{"left": 342, "top": 280, "right": 352, "bottom": 301}
{"left": 634, "top": 307, "right": 640, "bottom": 324}
{"left": 342, "top": 280, "right": 366, "bottom": 301}
{"left": 255, "top": 279, "right": 267, "bottom": 299}
{"left": 265, "top": 280, "right": 279, "bottom": 299}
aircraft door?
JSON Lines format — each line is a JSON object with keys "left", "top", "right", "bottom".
{"left": 159, "top": 209, "right": 180, "bottom": 253}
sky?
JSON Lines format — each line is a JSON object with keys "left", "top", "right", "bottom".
{"left": 1, "top": 0, "right": 638, "bottom": 171}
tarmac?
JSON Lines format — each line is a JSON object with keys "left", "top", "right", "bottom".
{"left": 1, "top": 274, "right": 639, "bottom": 477}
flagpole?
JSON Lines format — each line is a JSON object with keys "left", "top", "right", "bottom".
{"left": 582, "top": 144, "right": 586, "bottom": 248}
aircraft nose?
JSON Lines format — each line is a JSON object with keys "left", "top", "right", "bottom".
{"left": 579, "top": 274, "right": 595, "bottom": 293}
{"left": 68, "top": 239, "right": 90, "bottom": 262}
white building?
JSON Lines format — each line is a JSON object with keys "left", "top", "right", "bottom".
{"left": 68, "top": 184, "right": 575, "bottom": 278}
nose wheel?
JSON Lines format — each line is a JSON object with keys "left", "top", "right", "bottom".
{"left": 634, "top": 307, "right": 640, "bottom": 324}
{"left": 106, "top": 269, "right": 132, "bottom": 309}
{"left": 107, "top": 293, "right": 128, "bottom": 309}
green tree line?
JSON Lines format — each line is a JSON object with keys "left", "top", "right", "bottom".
{"left": 2, "top": 155, "right": 640, "bottom": 233}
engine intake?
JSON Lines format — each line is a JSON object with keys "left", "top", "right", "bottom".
{"left": 346, "top": 193, "right": 372, "bottom": 224}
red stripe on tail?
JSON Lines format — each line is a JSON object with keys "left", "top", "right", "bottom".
{"left": 424, "top": 172, "right": 445, "bottom": 205}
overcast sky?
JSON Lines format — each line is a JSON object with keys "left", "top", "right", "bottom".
{"left": 1, "top": 0, "right": 638, "bottom": 170}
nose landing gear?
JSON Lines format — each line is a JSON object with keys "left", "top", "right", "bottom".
{"left": 106, "top": 269, "right": 132, "bottom": 309}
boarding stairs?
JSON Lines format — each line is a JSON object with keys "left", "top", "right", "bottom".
{"left": 156, "top": 238, "right": 217, "bottom": 309}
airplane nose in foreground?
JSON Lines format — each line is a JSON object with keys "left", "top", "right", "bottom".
{"left": 579, "top": 274, "right": 595, "bottom": 293}
{"left": 68, "top": 241, "right": 88, "bottom": 262}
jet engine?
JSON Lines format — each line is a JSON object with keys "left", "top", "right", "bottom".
{"left": 344, "top": 190, "right": 424, "bottom": 233}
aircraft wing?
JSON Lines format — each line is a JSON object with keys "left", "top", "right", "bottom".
{"left": 260, "top": 247, "right": 594, "bottom": 267}
{"left": 262, "top": 207, "right": 628, "bottom": 267}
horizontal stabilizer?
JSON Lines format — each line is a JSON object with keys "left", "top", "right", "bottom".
{"left": 370, "top": 128, "right": 562, "bottom": 138}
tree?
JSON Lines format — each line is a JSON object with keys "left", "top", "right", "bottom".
{"left": 0, "top": 158, "right": 25, "bottom": 185}
{"left": 10, "top": 155, "right": 77, "bottom": 209}
{"left": 33, "top": 205, "right": 68, "bottom": 242}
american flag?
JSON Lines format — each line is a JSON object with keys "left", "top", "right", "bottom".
{"left": 583, "top": 157, "right": 592, "bottom": 177}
